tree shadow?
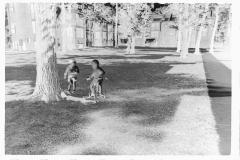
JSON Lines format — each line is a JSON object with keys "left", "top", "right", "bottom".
{"left": 5, "top": 53, "right": 208, "bottom": 155}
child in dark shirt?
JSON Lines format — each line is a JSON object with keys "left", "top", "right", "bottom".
{"left": 86, "top": 60, "right": 105, "bottom": 97}
{"left": 64, "top": 58, "right": 79, "bottom": 94}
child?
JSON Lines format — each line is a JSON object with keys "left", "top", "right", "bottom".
{"left": 86, "top": 60, "right": 105, "bottom": 97}
{"left": 64, "top": 58, "right": 79, "bottom": 94}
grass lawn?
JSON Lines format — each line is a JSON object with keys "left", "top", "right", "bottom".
{"left": 5, "top": 48, "right": 220, "bottom": 155}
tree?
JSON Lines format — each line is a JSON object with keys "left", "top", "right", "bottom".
{"left": 114, "top": 3, "right": 119, "bottom": 48}
{"left": 74, "top": 3, "right": 115, "bottom": 47}
{"left": 209, "top": 4, "right": 219, "bottom": 53}
{"left": 5, "top": 4, "right": 12, "bottom": 50}
{"left": 118, "top": 3, "right": 152, "bottom": 54}
{"left": 61, "top": 3, "right": 67, "bottom": 54}
{"left": 158, "top": 4, "right": 185, "bottom": 53}
{"left": 192, "top": 3, "right": 210, "bottom": 55}
{"left": 29, "top": 3, "right": 62, "bottom": 103}
{"left": 210, "top": 3, "right": 231, "bottom": 53}
{"left": 180, "top": 3, "right": 189, "bottom": 58}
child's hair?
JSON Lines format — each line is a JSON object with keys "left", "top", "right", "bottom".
{"left": 92, "top": 60, "right": 99, "bottom": 67}
{"left": 69, "top": 58, "right": 76, "bottom": 64}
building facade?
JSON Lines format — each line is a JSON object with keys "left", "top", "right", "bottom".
{"left": 118, "top": 18, "right": 213, "bottom": 49}
{"left": 6, "top": 3, "right": 213, "bottom": 51}
{"left": 7, "top": 3, "right": 36, "bottom": 50}
{"left": 55, "top": 10, "right": 87, "bottom": 50}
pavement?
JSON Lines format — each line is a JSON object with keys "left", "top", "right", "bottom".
{"left": 201, "top": 48, "right": 231, "bottom": 155}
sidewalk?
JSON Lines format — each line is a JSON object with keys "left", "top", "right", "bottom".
{"left": 201, "top": 49, "right": 231, "bottom": 155}
{"left": 210, "top": 48, "right": 231, "bottom": 70}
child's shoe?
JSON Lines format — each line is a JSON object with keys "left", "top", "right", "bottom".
{"left": 90, "top": 93, "right": 95, "bottom": 97}
{"left": 66, "top": 90, "right": 71, "bottom": 95}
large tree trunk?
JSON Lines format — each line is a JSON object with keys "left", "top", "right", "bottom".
{"left": 209, "top": 5, "right": 219, "bottom": 53}
{"left": 180, "top": 4, "right": 189, "bottom": 58}
{"left": 114, "top": 3, "right": 118, "bottom": 48}
{"left": 61, "top": 3, "right": 67, "bottom": 54}
{"left": 29, "top": 3, "right": 62, "bottom": 103}
{"left": 194, "top": 26, "right": 204, "bottom": 54}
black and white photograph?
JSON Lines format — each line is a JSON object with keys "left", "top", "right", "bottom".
{"left": 3, "top": 0, "right": 238, "bottom": 158}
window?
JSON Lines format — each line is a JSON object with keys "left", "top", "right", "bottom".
{"left": 151, "top": 31, "right": 158, "bottom": 38}
{"left": 26, "top": 38, "right": 31, "bottom": 43}
{"left": 12, "top": 41, "right": 18, "bottom": 49}
{"left": 76, "top": 14, "right": 84, "bottom": 26}
{"left": 120, "top": 39, "right": 128, "bottom": 44}
{"left": 9, "top": 3, "right": 14, "bottom": 13}
{"left": 78, "top": 19, "right": 84, "bottom": 26}
{"left": 95, "top": 31, "right": 101, "bottom": 39}
{"left": 77, "top": 28, "right": 84, "bottom": 38}
{"left": 31, "top": 4, "right": 35, "bottom": 19}
{"left": 103, "top": 32, "right": 107, "bottom": 39}
{"left": 151, "top": 22, "right": 160, "bottom": 30}
{"left": 11, "top": 23, "right": 16, "bottom": 34}
{"left": 103, "top": 23, "right": 107, "bottom": 29}
{"left": 32, "top": 21, "right": 36, "bottom": 34}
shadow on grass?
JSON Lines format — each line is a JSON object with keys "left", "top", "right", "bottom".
{"left": 207, "top": 86, "right": 231, "bottom": 97}
{"left": 5, "top": 53, "right": 206, "bottom": 155}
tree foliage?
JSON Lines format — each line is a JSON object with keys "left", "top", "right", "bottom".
{"left": 215, "top": 4, "right": 231, "bottom": 43}
{"left": 5, "top": 4, "right": 12, "bottom": 50}
{"left": 118, "top": 3, "right": 152, "bottom": 39}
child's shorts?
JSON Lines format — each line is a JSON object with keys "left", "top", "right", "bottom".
{"left": 68, "top": 76, "right": 77, "bottom": 84}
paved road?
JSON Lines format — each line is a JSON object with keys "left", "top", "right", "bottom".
{"left": 202, "top": 52, "right": 231, "bottom": 155}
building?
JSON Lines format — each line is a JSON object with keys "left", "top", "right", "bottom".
{"left": 118, "top": 17, "right": 214, "bottom": 49}
{"left": 6, "top": 3, "right": 213, "bottom": 51}
{"left": 6, "top": 3, "right": 36, "bottom": 50}
{"left": 55, "top": 9, "right": 87, "bottom": 50}
{"left": 6, "top": 3, "right": 113, "bottom": 51}
{"left": 91, "top": 22, "right": 114, "bottom": 47}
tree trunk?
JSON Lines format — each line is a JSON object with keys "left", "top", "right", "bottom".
{"left": 187, "top": 27, "right": 193, "bottom": 49}
{"left": 176, "top": 30, "right": 182, "bottom": 52}
{"left": 209, "top": 5, "right": 219, "bottom": 53}
{"left": 194, "top": 3, "right": 209, "bottom": 55}
{"left": 130, "top": 36, "right": 135, "bottom": 54}
{"left": 143, "top": 32, "right": 146, "bottom": 47}
{"left": 176, "top": 14, "right": 182, "bottom": 52}
{"left": 61, "top": 3, "right": 67, "bottom": 54}
{"left": 125, "top": 37, "right": 131, "bottom": 54}
{"left": 29, "top": 3, "right": 62, "bottom": 103}
{"left": 181, "top": 28, "right": 188, "bottom": 58}
{"left": 114, "top": 3, "right": 118, "bottom": 48}
{"left": 194, "top": 26, "right": 204, "bottom": 54}
{"left": 180, "top": 4, "right": 189, "bottom": 58}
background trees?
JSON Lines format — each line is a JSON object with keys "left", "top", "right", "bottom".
{"left": 24, "top": 3, "right": 231, "bottom": 103}
{"left": 210, "top": 3, "right": 231, "bottom": 53}
{"left": 5, "top": 4, "right": 12, "bottom": 50}
{"left": 118, "top": 3, "right": 152, "bottom": 54}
